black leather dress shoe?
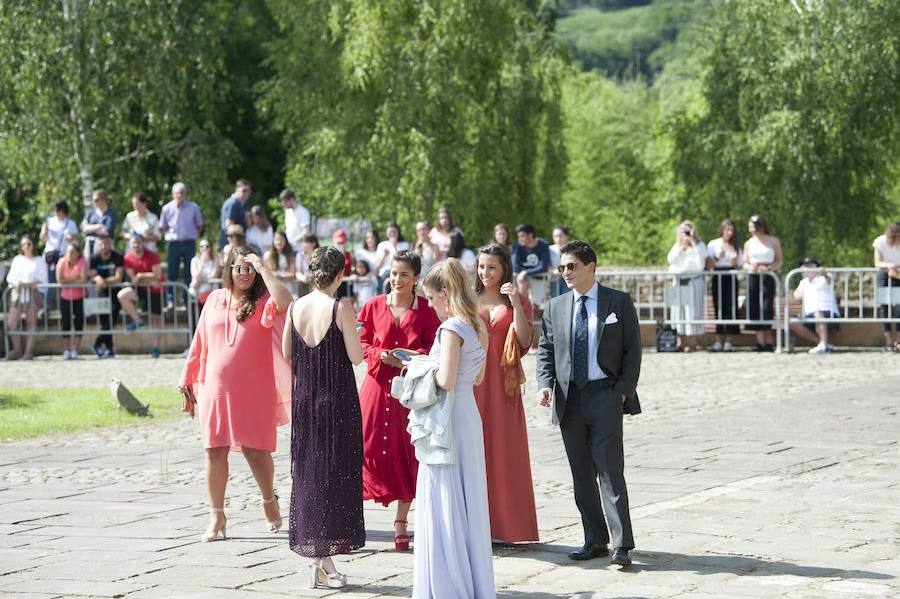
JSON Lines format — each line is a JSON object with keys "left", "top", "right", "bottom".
{"left": 610, "top": 547, "right": 632, "bottom": 566}
{"left": 568, "top": 544, "right": 609, "bottom": 561}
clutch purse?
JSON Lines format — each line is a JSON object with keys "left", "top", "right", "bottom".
{"left": 390, "top": 368, "right": 408, "bottom": 399}
{"left": 180, "top": 386, "right": 196, "bottom": 419}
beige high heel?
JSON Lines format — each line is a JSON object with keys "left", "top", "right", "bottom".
{"left": 202, "top": 507, "right": 226, "bottom": 542}
{"left": 307, "top": 562, "right": 347, "bottom": 589}
{"left": 262, "top": 493, "right": 282, "bottom": 533}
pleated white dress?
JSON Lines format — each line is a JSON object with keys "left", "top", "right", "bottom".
{"left": 413, "top": 317, "right": 496, "bottom": 599}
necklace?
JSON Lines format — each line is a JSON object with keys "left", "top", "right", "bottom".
{"left": 224, "top": 292, "right": 238, "bottom": 346}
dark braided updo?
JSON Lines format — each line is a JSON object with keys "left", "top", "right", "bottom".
{"left": 310, "top": 246, "right": 345, "bottom": 289}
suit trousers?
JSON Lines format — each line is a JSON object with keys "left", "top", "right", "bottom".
{"left": 560, "top": 379, "right": 634, "bottom": 550}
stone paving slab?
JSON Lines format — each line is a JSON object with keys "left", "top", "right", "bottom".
{"left": 0, "top": 352, "right": 898, "bottom": 597}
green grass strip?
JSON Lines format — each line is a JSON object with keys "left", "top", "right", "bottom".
{"left": 0, "top": 387, "right": 184, "bottom": 443}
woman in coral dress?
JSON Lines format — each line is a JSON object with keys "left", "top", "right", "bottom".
{"left": 180, "top": 245, "right": 293, "bottom": 542}
{"left": 357, "top": 250, "right": 441, "bottom": 550}
{"left": 473, "top": 243, "right": 539, "bottom": 543}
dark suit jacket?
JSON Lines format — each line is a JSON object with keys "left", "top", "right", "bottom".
{"left": 537, "top": 283, "right": 642, "bottom": 425}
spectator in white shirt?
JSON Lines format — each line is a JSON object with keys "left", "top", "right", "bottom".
{"left": 5, "top": 236, "right": 49, "bottom": 360}
{"left": 706, "top": 219, "right": 742, "bottom": 352}
{"left": 790, "top": 258, "right": 840, "bottom": 354}
{"left": 666, "top": 220, "right": 709, "bottom": 352}
{"left": 446, "top": 230, "right": 476, "bottom": 274}
{"left": 245, "top": 205, "right": 274, "bottom": 254}
{"left": 39, "top": 200, "right": 79, "bottom": 285}
{"left": 355, "top": 230, "right": 381, "bottom": 277}
{"left": 279, "top": 188, "right": 311, "bottom": 252}
{"left": 121, "top": 192, "right": 161, "bottom": 253}
{"left": 873, "top": 222, "right": 900, "bottom": 352}
{"left": 376, "top": 222, "right": 410, "bottom": 289}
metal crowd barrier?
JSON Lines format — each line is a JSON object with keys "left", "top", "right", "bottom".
{"left": 782, "top": 267, "right": 900, "bottom": 352}
{"left": 594, "top": 269, "right": 783, "bottom": 350}
{"left": 2, "top": 281, "right": 196, "bottom": 356}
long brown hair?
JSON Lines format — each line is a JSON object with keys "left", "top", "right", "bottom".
{"left": 222, "top": 245, "right": 267, "bottom": 322}
{"left": 719, "top": 219, "right": 740, "bottom": 249}
{"left": 886, "top": 222, "right": 900, "bottom": 246}
{"left": 423, "top": 258, "right": 485, "bottom": 338}
{"left": 474, "top": 243, "right": 513, "bottom": 307}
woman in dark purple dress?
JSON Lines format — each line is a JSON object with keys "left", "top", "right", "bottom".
{"left": 282, "top": 246, "right": 365, "bottom": 590}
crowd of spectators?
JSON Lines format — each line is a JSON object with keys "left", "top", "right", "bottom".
{"left": 3, "top": 183, "right": 899, "bottom": 358}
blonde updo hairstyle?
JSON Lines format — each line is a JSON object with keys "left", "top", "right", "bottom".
{"left": 310, "top": 246, "right": 345, "bottom": 289}
{"left": 422, "top": 258, "right": 485, "bottom": 337}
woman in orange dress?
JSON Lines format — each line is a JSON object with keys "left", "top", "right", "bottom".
{"left": 180, "top": 245, "right": 293, "bottom": 542}
{"left": 473, "top": 243, "right": 539, "bottom": 543}
{"left": 357, "top": 250, "right": 441, "bottom": 550}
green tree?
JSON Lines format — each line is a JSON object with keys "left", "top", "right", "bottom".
{"left": 0, "top": 0, "right": 237, "bottom": 223}
{"left": 671, "top": 0, "right": 900, "bottom": 265}
{"left": 559, "top": 71, "right": 677, "bottom": 264}
{"left": 262, "top": 0, "right": 567, "bottom": 242}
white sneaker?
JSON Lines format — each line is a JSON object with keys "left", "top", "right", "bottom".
{"left": 808, "top": 343, "right": 828, "bottom": 354}
{"left": 69, "top": 349, "right": 79, "bottom": 360}
{"left": 62, "top": 350, "right": 72, "bottom": 360}
{"left": 723, "top": 341, "right": 734, "bottom": 352}
{"left": 711, "top": 341, "right": 723, "bottom": 352}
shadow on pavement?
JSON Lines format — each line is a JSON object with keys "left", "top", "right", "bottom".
{"left": 620, "top": 550, "right": 894, "bottom": 580}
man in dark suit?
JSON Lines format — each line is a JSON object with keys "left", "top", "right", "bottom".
{"left": 536, "top": 240, "right": 642, "bottom": 566}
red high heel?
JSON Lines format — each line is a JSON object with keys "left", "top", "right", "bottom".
{"left": 394, "top": 519, "right": 410, "bottom": 551}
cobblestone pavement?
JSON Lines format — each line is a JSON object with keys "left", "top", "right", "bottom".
{"left": 0, "top": 351, "right": 898, "bottom": 598}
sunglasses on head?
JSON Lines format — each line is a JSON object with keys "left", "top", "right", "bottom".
{"left": 556, "top": 263, "right": 578, "bottom": 274}
{"left": 231, "top": 264, "right": 256, "bottom": 275}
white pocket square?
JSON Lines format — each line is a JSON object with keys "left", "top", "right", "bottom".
{"left": 604, "top": 312, "right": 618, "bottom": 325}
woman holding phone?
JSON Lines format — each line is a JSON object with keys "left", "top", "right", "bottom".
{"left": 356, "top": 250, "right": 441, "bottom": 551}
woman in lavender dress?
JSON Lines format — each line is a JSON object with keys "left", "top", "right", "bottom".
{"left": 282, "top": 246, "right": 365, "bottom": 590}
{"left": 415, "top": 258, "right": 495, "bottom": 598}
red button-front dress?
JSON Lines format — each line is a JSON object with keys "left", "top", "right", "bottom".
{"left": 357, "top": 294, "right": 441, "bottom": 505}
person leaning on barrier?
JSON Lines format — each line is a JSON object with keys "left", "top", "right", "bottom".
{"left": 743, "top": 215, "right": 782, "bottom": 352}
{"left": 220, "top": 224, "right": 245, "bottom": 270}
{"left": 56, "top": 240, "right": 89, "bottom": 360}
{"left": 706, "top": 219, "right": 743, "bottom": 352}
{"left": 5, "top": 236, "right": 48, "bottom": 361}
{"left": 666, "top": 220, "right": 709, "bottom": 352}
{"left": 117, "top": 234, "right": 165, "bottom": 358}
{"left": 89, "top": 236, "right": 124, "bottom": 359}
{"left": 873, "top": 222, "right": 900, "bottom": 352}
{"left": 790, "top": 258, "right": 839, "bottom": 354}
{"left": 512, "top": 223, "right": 551, "bottom": 308}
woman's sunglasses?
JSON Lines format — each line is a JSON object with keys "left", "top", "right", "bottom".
{"left": 231, "top": 264, "right": 256, "bottom": 275}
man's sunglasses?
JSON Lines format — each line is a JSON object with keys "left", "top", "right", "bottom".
{"left": 556, "top": 263, "right": 578, "bottom": 274}
{"left": 231, "top": 264, "right": 256, "bottom": 275}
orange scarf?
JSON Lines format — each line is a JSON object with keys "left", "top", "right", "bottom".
{"left": 501, "top": 325, "right": 527, "bottom": 404}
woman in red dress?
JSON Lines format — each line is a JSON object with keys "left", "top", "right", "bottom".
{"left": 473, "top": 243, "right": 539, "bottom": 543}
{"left": 357, "top": 250, "right": 441, "bottom": 550}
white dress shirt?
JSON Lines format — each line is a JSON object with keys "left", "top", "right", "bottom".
{"left": 571, "top": 282, "right": 606, "bottom": 381}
